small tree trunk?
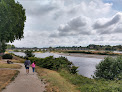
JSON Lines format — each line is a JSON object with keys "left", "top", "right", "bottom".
{"left": 0, "top": 40, "right": 6, "bottom": 53}
{"left": 0, "top": 41, "right": 2, "bottom": 53}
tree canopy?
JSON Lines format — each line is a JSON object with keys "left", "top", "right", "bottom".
{"left": 0, "top": 0, "right": 26, "bottom": 52}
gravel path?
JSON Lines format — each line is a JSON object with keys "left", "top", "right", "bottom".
{"left": 2, "top": 63, "right": 45, "bottom": 92}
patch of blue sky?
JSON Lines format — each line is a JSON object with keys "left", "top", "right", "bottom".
{"left": 102, "top": 0, "right": 122, "bottom": 11}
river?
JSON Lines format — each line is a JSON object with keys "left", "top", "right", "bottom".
{"left": 12, "top": 52, "right": 103, "bottom": 78}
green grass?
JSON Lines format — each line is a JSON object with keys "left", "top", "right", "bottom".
{"left": 59, "top": 70, "right": 122, "bottom": 92}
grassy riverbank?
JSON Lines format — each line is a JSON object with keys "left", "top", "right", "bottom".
{"left": 60, "top": 70, "right": 122, "bottom": 92}
{"left": 36, "top": 66, "right": 79, "bottom": 92}
{"left": 10, "top": 54, "right": 122, "bottom": 92}
{"left": 36, "top": 67, "right": 122, "bottom": 92}
{"left": 29, "top": 56, "right": 122, "bottom": 92}
{"left": 36, "top": 66, "right": 122, "bottom": 92}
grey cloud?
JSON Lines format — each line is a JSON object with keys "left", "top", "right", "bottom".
{"left": 109, "top": 36, "right": 118, "bottom": 41}
{"left": 50, "top": 33, "right": 59, "bottom": 38}
{"left": 53, "top": 10, "right": 64, "bottom": 20}
{"left": 17, "top": 0, "right": 59, "bottom": 16}
{"left": 68, "top": 16, "right": 86, "bottom": 30}
{"left": 58, "top": 24, "right": 70, "bottom": 32}
{"left": 78, "top": 37, "right": 87, "bottom": 41}
{"left": 57, "top": 16, "right": 91, "bottom": 36}
{"left": 97, "top": 28, "right": 113, "bottom": 34}
{"left": 59, "top": 32, "right": 70, "bottom": 36}
{"left": 79, "top": 30, "right": 91, "bottom": 35}
{"left": 68, "top": 7, "right": 77, "bottom": 15}
{"left": 93, "top": 13, "right": 122, "bottom": 29}
{"left": 113, "top": 24, "right": 122, "bottom": 33}
{"left": 27, "top": 4, "right": 58, "bottom": 16}
{"left": 93, "top": 37, "right": 104, "bottom": 41}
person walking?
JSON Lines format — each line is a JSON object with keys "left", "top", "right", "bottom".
{"left": 31, "top": 61, "right": 36, "bottom": 74}
{"left": 24, "top": 57, "right": 31, "bottom": 74}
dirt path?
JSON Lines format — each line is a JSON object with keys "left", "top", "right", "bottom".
{"left": 2, "top": 63, "right": 45, "bottom": 92}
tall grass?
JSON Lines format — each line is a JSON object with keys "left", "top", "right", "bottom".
{"left": 36, "top": 67, "right": 79, "bottom": 92}
{"left": 59, "top": 69, "right": 122, "bottom": 92}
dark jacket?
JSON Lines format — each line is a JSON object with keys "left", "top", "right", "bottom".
{"left": 24, "top": 60, "right": 31, "bottom": 67}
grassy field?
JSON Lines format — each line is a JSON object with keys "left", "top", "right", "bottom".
{"left": 0, "top": 62, "right": 22, "bottom": 69}
{"left": 0, "top": 70, "right": 19, "bottom": 91}
{"left": 36, "top": 66, "right": 79, "bottom": 92}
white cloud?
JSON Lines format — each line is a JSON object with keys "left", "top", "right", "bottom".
{"left": 93, "top": 12, "right": 122, "bottom": 34}
{"left": 93, "top": 12, "right": 122, "bottom": 29}
{"left": 11, "top": 0, "right": 122, "bottom": 47}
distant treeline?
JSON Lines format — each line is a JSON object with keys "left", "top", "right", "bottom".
{"left": 10, "top": 44, "right": 122, "bottom": 52}
{"left": 55, "top": 44, "right": 122, "bottom": 51}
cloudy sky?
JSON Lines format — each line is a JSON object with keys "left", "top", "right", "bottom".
{"left": 11, "top": 0, "right": 122, "bottom": 48}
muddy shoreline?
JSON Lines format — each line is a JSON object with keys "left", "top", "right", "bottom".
{"left": 58, "top": 53, "right": 115, "bottom": 59}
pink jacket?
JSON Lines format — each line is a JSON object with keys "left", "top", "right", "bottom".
{"left": 31, "top": 63, "right": 35, "bottom": 68}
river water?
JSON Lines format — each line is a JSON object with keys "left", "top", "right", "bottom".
{"left": 12, "top": 52, "right": 103, "bottom": 78}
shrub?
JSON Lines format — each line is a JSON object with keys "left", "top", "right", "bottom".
{"left": 70, "top": 66, "right": 78, "bottom": 74}
{"left": 29, "top": 56, "right": 76, "bottom": 73}
{"left": 2, "top": 54, "right": 13, "bottom": 59}
{"left": 94, "top": 56, "right": 122, "bottom": 80}
{"left": 24, "top": 50, "right": 35, "bottom": 57}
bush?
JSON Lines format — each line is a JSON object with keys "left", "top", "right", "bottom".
{"left": 94, "top": 56, "right": 122, "bottom": 80}
{"left": 29, "top": 56, "right": 76, "bottom": 72}
{"left": 70, "top": 66, "right": 78, "bottom": 74}
{"left": 2, "top": 54, "right": 13, "bottom": 59}
{"left": 24, "top": 50, "right": 35, "bottom": 57}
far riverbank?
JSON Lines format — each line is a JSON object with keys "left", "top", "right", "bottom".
{"left": 54, "top": 52, "right": 112, "bottom": 59}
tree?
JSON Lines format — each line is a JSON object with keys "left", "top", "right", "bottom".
{"left": 94, "top": 56, "right": 122, "bottom": 80}
{"left": 0, "top": 0, "right": 26, "bottom": 53}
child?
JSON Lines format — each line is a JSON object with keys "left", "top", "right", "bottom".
{"left": 31, "top": 61, "right": 36, "bottom": 74}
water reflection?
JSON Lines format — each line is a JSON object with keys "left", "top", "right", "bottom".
{"left": 12, "top": 52, "right": 102, "bottom": 78}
